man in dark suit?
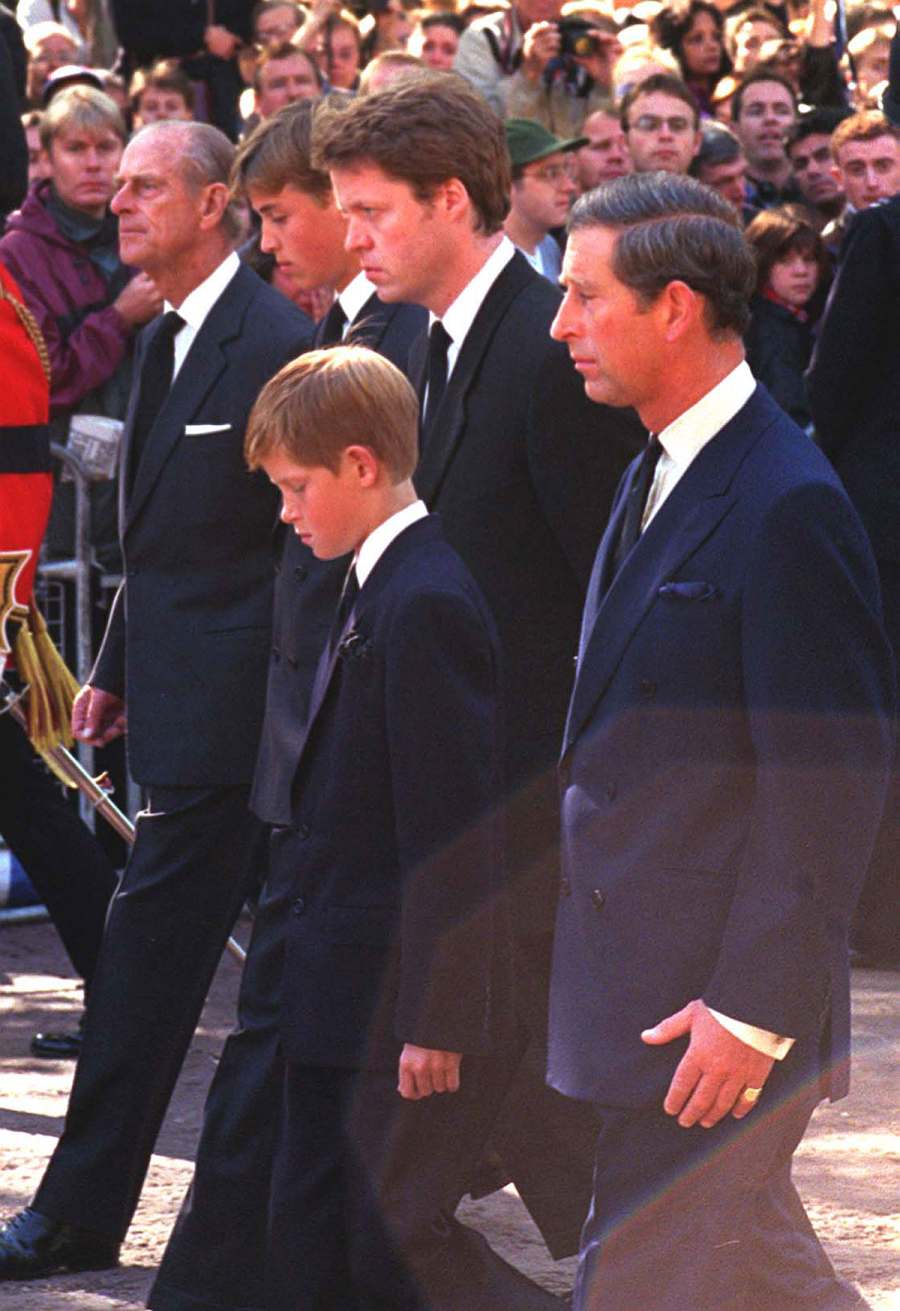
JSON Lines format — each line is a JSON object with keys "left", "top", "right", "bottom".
{"left": 0, "top": 120, "right": 312, "bottom": 1282}
{"left": 548, "top": 172, "right": 894, "bottom": 1310}
{"left": 316, "top": 72, "right": 645, "bottom": 1259}
{"left": 807, "top": 192, "right": 900, "bottom": 969}
{"left": 148, "top": 101, "right": 427, "bottom": 1311}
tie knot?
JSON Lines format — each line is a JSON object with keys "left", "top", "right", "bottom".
{"left": 429, "top": 321, "right": 451, "bottom": 355}
{"left": 159, "top": 309, "right": 184, "bottom": 341}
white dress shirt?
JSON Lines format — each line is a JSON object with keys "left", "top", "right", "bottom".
{"left": 337, "top": 270, "right": 378, "bottom": 334}
{"left": 354, "top": 500, "right": 429, "bottom": 587}
{"left": 428, "top": 236, "right": 517, "bottom": 383}
{"left": 166, "top": 250, "right": 241, "bottom": 381}
{"left": 640, "top": 360, "right": 793, "bottom": 1061}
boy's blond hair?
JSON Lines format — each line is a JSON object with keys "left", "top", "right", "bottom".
{"left": 245, "top": 344, "right": 419, "bottom": 480}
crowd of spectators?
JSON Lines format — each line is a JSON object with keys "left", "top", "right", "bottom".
{"left": 0, "top": 0, "right": 897, "bottom": 961}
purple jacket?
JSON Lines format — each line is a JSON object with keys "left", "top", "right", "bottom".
{"left": 0, "top": 180, "right": 133, "bottom": 419}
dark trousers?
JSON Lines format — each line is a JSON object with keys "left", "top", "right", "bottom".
{"left": 574, "top": 1059, "right": 868, "bottom": 1311}
{"left": 0, "top": 712, "right": 117, "bottom": 990}
{"left": 149, "top": 859, "right": 290, "bottom": 1310}
{"left": 33, "top": 784, "right": 263, "bottom": 1241}
{"left": 267, "top": 1060, "right": 563, "bottom": 1311}
{"left": 851, "top": 559, "right": 899, "bottom": 963}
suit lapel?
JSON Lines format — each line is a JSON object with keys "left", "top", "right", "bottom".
{"left": 414, "top": 253, "right": 535, "bottom": 505}
{"left": 124, "top": 265, "right": 255, "bottom": 531}
{"left": 563, "top": 386, "right": 774, "bottom": 754}
{"left": 294, "top": 516, "right": 440, "bottom": 769}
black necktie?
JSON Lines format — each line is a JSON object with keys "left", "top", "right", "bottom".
{"left": 612, "top": 435, "right": 662, "bottom": 575}
{"left": 129, "top": 310, "right": 184, "bottom": 491}
{"left": 422, "top": 320, "right": 451, "bottom": 442}
{"left": 319, "top": 299, "right": 347, "bottom": 347}
{"left": 328, "top": 565, "right": 359, "bottom": 658}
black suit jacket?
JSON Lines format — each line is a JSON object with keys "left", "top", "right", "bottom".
{"left": 92, "top": 262, "right": 312, "bottom": 786}
{"left": 807, "top": 195, "right": 900, "bottom": 566}
{"left": 409, "top": 251, "right": 644, "bottom": 932}
{"left": 275, "top": 515, "right": 513, "bottom": 1070}
{"left": 251, "top": 293, "right": 427, "bottom": 824}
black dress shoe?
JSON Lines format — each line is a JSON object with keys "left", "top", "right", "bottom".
{"left": 30, "top": 1029, "right": 82, "bottom": 1059}
{"left": 0, "top": 1208, "right": 120, "bottom": 1280}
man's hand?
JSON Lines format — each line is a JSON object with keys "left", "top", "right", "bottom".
{"left": 573, "top": 30, "right": 620, "bottom": 86}
{"left": 397, "top": 1045, "right": 462, "bottom": 1100}
{"left": 72, "top": 685, "right": 127, "bottom": 747}
{"left": 204, "top": 24, "right": 241, "bottom": 58}
{"left": 521, "top": 21, "right": 561, "bottom": 80}
{"left": 641, "top": 999, "right": 775, "bottom": 1129}
{"left": 113, "top": 274, "right": 163, "bottom": 329}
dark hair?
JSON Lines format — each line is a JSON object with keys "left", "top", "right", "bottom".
{"left": 620, "top": 73, "right": 701, "bottom": 130}
{"left": 650, "top": 1, "right": 729, "bottom": 84}
{"left": 786, "top": 105, "right": 851, "bottom": 152}
{"left": 744, "top": 203, "right": 828, "bottom": 293}
{"left": 690, "top": 120, "right": 743, "bottom": 172}
{"left": 731, "top": 68, "right": 797, "bottom": 121}
{"left": 418, "top": 11, "right": 464, "bottom": 34}
{"left": 129, "top": 59, "right": 195, "bottom": 115}
{"left": 232, "top": 95, "right": 344, "bottom": 201}
{"left": 312, "top": 71, "right": 510, "bottom": 235}
{"left": 568, "top": 171, "right": 754, "bottom": 335}
{"left": 252, "top": 41, "right": 323, "bottom": 94}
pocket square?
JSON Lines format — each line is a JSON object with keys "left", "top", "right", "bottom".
{"left": 658, "top": 581, "right": 719, "bottom": 601}
{"left": 184, "top": 423, "right": 232, "bottom": 436}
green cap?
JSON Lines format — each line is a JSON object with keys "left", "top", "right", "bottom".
{"left": 504, "top": 118, "right": 588, "bottom": 168}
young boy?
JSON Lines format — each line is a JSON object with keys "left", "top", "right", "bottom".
{"left": 240, "top": 345, "right": 555, "bottom": 1311}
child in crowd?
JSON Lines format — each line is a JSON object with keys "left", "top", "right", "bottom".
{"left": 744, "top": 204, "right": 828, "bottom": 431}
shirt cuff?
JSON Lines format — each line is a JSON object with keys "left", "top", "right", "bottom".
{"left": 707, "top": 1008, "right": 795, "bottom": 1060}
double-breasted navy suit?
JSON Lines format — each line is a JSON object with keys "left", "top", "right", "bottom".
{"left": 549, "top": 383, "right": 895, "bottom": 1310}
{"left": 32, "top": 263, "right": 312, "bottom": 1244}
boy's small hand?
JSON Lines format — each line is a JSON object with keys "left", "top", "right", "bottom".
{"left": 398, "top": 1045, "right": 462, "bottom": 1100}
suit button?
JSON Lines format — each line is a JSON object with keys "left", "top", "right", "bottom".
{"left": 639, "top": 678, "right": 657, "bottom": 698}
{"left": 590, "top": 888, "right": 606, "bottom": 912}
{"left": 297, "top": 823, "right": 310, "bottom": 839}
{"left": 605, "top": 782, "right": 617, "bottom": 802}
{"left": 291, "top": 897, "right": 306, "bottom": 917}
{"left": 287, "top": 655, "right": 298, "bottom": 669}
{"left": 294, "top": 566, "right": 308, "bottom": 583}
{"left": 560, "top": 877, "right": 571, "bottom": 898}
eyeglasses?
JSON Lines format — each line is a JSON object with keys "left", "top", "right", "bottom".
{"left": 628, "top": 114, "right": 694, "bottom": 134}
{"left": 527, "top": 162, "right": 576, "bottom": 183}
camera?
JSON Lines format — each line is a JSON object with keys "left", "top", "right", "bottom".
{"left": 557, "top": 17, "right": 606, "bottom": 58}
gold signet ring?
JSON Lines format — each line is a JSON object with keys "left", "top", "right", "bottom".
{"left": 742, "top": 1086, "right": 763, "bottom": 1103}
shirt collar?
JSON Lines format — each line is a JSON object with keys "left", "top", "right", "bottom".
{"left": 338, "top": 270, "right": 377, "bottom": 328}
{"left": 656, "top": 360, "right": 756, "bottom": 472}
{"left": 165, "top": 250, "right": 241, "bottom": 332}
{"left": 428, "top": 236, "right": 516, "bottom": 353}
{"left": 354, "top": 500, "right": 429, "bottom": 587}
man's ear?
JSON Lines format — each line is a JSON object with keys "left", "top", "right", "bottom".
{"left": 657, "top": 279, "right": 703, "bottom": 343}
{"left": 437, "top": 176, "right": 473, "bottom": 223}
{"left": 199, "top": 181, "right": 231, "bottom": 230}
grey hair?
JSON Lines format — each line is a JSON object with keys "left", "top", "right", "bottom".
{"left": 133, "top": 120, "right": 245, "bottom": 241}
{"left": 570, "top": 171, "right": 755, "bottom": 336}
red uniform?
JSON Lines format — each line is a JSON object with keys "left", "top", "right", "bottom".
{"left": 0, "top": 260, "right": 52, "bottom": 661}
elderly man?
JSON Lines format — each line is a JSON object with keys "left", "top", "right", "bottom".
{"left": 0, "top": 119, "right": 312, "bottom": 1282}
{"left": 549, "top": 170, "right": 893, "bottom": 1311}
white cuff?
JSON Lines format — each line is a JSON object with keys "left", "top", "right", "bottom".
{"left": 707, "top": 1008, "right": 795, "bottom": 1060}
